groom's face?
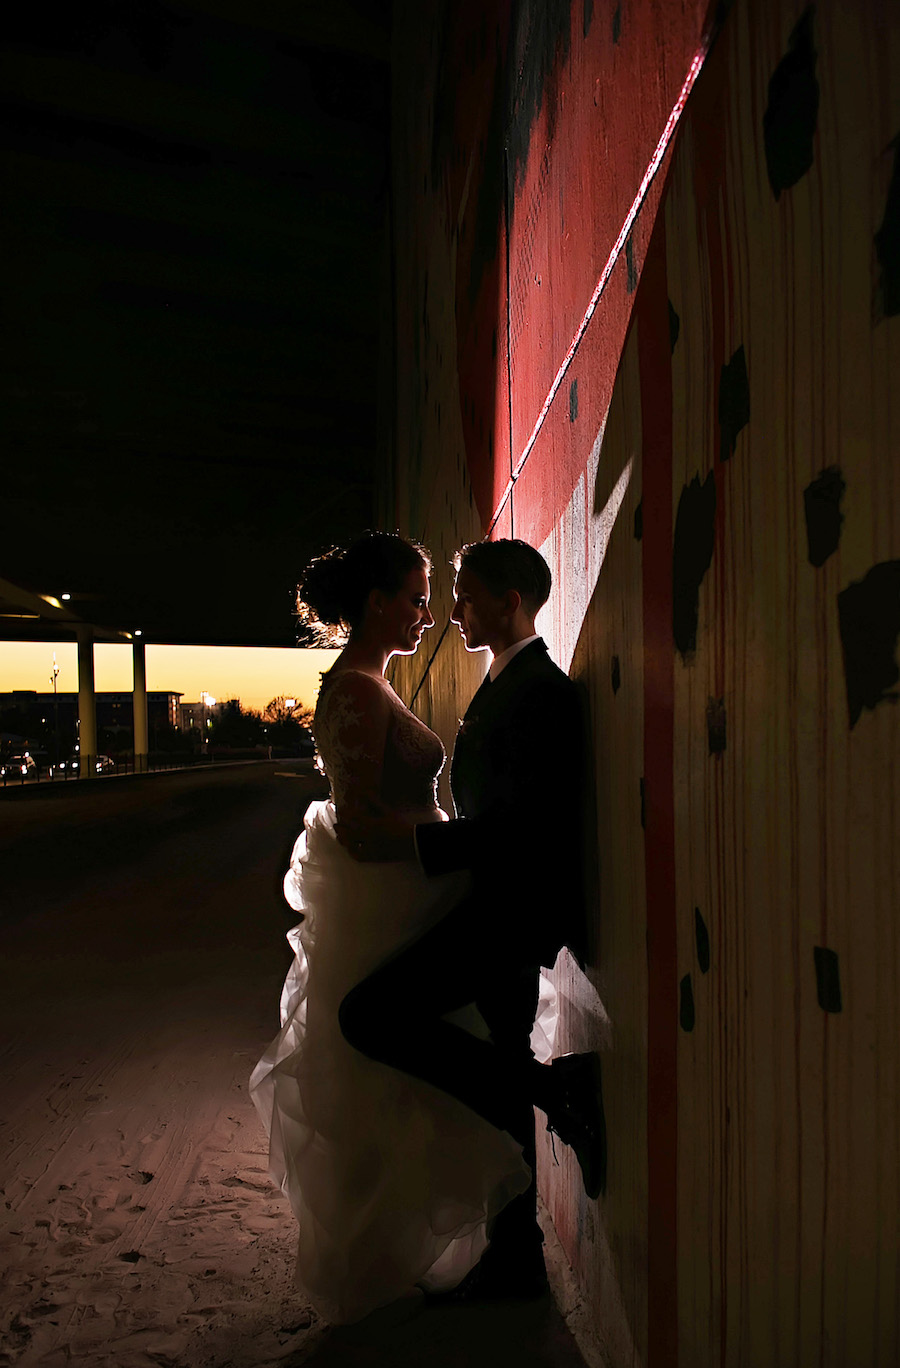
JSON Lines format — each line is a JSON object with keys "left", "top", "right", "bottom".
{"left": 450, "top": 567, "right": 506, "bottom": 654}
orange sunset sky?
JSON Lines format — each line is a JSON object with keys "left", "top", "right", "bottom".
{"left": 0, "top": 641, "right": 340, "bottom": 713}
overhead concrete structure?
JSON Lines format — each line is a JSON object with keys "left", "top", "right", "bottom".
{"left": 1, "top": 575, "right": 133, "bottom": 777}
{"left": 2, "top": 1, "right": 390, "bottom": 648}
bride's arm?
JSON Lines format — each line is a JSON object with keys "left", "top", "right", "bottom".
{"left": 323, "top": 674, "right": 421, "bottom": 862}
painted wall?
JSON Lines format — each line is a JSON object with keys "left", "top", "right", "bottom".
{"left": 385, "top": 1, "right": 900, "bottom": 1362}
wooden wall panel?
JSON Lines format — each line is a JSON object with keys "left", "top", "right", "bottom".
{"left": 658, "top": 1, "right": 900, "bottom": 1362}
{"left": 387, "top": 0, "right": 900, "bottom": 1361}
{"left": 538, "top": 333, "right": 649, "bottom": 1367}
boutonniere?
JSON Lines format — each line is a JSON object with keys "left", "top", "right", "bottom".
{"left": 457, "top": 717, "right": 478, "bottom": 736}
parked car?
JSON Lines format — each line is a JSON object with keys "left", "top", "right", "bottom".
{"left": 54, "top": 753, "right": 117, "bottom": 776}
{"left": 1, "top": 753, "right": 37, "bottom": 780}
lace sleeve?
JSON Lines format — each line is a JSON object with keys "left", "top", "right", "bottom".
{"left": 313, "top": 672, "right": 392, "bottom": 817}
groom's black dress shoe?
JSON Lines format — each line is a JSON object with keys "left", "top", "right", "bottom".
{"left": 546, "top": 1051, "right": 607, "bottom": 1199}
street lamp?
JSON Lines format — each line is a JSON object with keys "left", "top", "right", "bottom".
{"left": 50, "top": 653, "right": 60, "bottom": 771}
{"left": 200, "top": 692, "right": 216, "bottom": 757}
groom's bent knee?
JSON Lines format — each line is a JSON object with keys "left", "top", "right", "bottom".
{"left": 339, "top": 981, "right": 401, "bottom": 1061}
{"left": 337, "top": 983, "right": 368, "bottom": 1053}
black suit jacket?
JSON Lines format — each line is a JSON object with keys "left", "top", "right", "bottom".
{"left": 416, "top": 639, "right": 586, "bottom": 968}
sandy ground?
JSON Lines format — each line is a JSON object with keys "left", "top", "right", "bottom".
{"left": 0, "top": 765, "right": 591, "bottom": 1368}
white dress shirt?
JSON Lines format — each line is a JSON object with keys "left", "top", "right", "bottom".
{"left": 488, "top": 633, "right": 541, "bottom": 682}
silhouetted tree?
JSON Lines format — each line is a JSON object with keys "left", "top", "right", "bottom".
{"left": 208, "top": 699, "right": 264, "bottom": 748}
{"left": 260, "top": 696, "right": 314, "bottom": 753}
{"left": 262, "top": 696, "right": 314, "bottom": 728}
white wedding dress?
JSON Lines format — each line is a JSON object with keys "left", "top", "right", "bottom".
{"left": 250, "top": 670, "right": 540, "bottom": 1324}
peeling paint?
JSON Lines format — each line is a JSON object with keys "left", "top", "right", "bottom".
{"left": 506, "top": 0, "right": 573, "bottom": 192}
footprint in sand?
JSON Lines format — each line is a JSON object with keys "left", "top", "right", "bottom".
{"left": 221, "top": 1176, "right": 271, "bottom": 1194}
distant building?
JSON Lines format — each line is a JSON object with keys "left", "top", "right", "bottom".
{"left": 178, "top": 697, "right": 232, "bottom": 732}
{"left": 0, "top": 690, "right": 182, "bottom": 733}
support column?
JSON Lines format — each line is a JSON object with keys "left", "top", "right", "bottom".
{"left": 76, "top": 627, "right": 97, "bottom": 779}
{"left": 133, "top": 640, "right": 149, "bottom": 774}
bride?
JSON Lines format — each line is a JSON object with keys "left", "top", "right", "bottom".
{"left": 250, "top": 532, "right": 531, "bottom": 1324}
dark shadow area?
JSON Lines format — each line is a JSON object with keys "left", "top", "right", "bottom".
{"left": 298, "top": 1295, "right": 588, "bottom": 1368}
{"left": 2, "top": 3, "right": 389, "bottom": 646}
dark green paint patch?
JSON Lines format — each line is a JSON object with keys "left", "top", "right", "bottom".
{"left": 803, "top": 466, "right": 845, "bottom": 566}
{"left": 669, "top": 299, "right": 680, "bottom": 353}
{"left": 837, "top": 560, "right": 900, "bottom": 727}
{"left": 707, "top": 697, "right": 726, "bottom": 754}
{"left": 695, "top": 908, "right": 710, "bottom": 973}
{"left": 814, "top": 946, "right": 842, "bottom": 1013}
{"left": 673, "top": 473, "right": 716, "bottom": 658}
{"left": 719, "top": 345, "right": 749, "bottom": 461}
{"left": 583, "top": 0, "right": 594, "bottom": 37}
{"left": 506, "top": 1, "right": 573, "bottom": 193}
{"left": 764, "top": 7, "right": 819, "bottom": 200}
{"left": 626, "top": 234, "right": 637, "bottom": 293}
{"left": 874, "top": 134, "right": 900, "bottom": 319}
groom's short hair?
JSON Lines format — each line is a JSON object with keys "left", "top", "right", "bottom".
{"left": 454, "top": 539, "right": 552, "bottom": 614}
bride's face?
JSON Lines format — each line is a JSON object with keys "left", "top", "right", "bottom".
{"left": 376, "top": 568, "right": 435, "bottom": 656}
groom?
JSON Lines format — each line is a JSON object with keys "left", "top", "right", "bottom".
{"left": 338, "top": 538, "right": 606, "bottom": 1297}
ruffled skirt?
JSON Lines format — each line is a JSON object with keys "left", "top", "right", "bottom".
{"left": 249, "top": 799, "right": 533, "bottom": 1323}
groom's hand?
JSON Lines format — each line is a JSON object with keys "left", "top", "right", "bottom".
{"left": 335, "top": 807, "right": 417, "bottom": 863}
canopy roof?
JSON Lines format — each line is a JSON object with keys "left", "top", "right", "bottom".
{"left": 3, "top": 0, "right": 389, "bottom": 646}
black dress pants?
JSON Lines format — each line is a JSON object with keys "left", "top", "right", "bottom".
{"left": 338, "top": 893, "right": 546, "bottom": 1252}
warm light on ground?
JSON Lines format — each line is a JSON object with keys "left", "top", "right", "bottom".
{"left": 0, "top": 642, "right": 339, "bottom": 712}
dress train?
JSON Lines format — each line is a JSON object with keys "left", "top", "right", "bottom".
{"left": 250, "top": 799, "right": 537, "bottom": 1323}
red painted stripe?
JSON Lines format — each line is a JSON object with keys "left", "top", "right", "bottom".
{"left": 639, "top": 216, "right": 679, "bottom": 1367}
{"left": 489, "top": 41, "right": 711, "bottom": 536}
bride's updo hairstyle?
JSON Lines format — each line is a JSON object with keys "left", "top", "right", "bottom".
{"left": 297, "top": 531, "right": 432, "bottom": 645}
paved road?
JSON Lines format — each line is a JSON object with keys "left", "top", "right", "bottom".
{"left": 0, "top": 764, "right": 590, "bottom": 1368}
